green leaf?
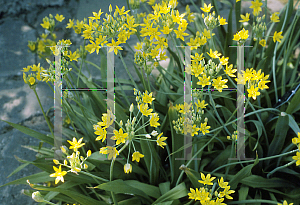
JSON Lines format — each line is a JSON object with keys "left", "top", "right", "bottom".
{"left": 267, "top": 115, "right": 289, "bottom": 158}
{"left": 6, "top": 162, "right": 30, "bottom": 178}
{"left": 30, "top": 183, "right": 105, "bottom": 205}
{"left": 240, "top": 175, "right": 293, "bottom": 188}
{"left": 0, "top": 171, "right": 53, "bottom": 188}
{"left": 94, "top": 179, "right": 154, "bottom": 203}
{"left": 244, "top": 120, "right": 262, "bottom": 151}
{"left": 287, "top": 114, "right": 300, "bottom": 135}
{"left": 238, "top": 184, "right": 249, "bottom": 204}
{"left": 0, "top": 120, "right": 54, "bottom": 145}
{"left": 286, "top": 88, "right": 300, "bottom": 114}
{"left": 124, "top": 180, "right": 161, "bottom": 199}
{"left": 153, "top": 182, "right": 188, "bottom": 204}
{"left": 229, "top": 154, "right": 259, "bottom": 190}
{"left": 159, "top": 181, "right": 170, "bottom": 196}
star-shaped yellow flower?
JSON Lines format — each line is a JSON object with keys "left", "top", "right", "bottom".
{"left": 198, "top": 172, "right": 216, "bottom": 185}
{"left": 132, "top": 151, "right": 144, "bottom": 162}
{"left": 239, "top": 13, "right": 250, "bottom": 22}
{"left": 50, "top": 165, "right": 67, "bottom": 184}
{"left": 273, "top": 31, "right": 283, "bottom": 43}
{"left": 250, "top": 0, "right": 263, "bottom": 16}
{"left": 201, "top": 3, "right": 213, "bottom": 13}
{"left": 55, "top": 14, "right": 65, "bottom": 22}
{"left": 156, "top": 133, "right": 167, "bottom": 148}
{"left": 67, "top": 137, "right": 85, "bottom": 151}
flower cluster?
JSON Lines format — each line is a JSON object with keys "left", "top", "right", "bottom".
{"left": 201, "top": 3, "right": 227, "bottom": 30}
{"left": 233, "top": 28, "right": 249, "bottom": 45}
{"left": 172, "top": 90, "right": 210, "bottom": 137}
{"left": 235, "top": 68, "right": 270, "bottom": 100}
{"left": 49, "top": 138, "right": 91, "bottom": 184}
{"left": 94, "top": 88, "right": 167, "bottom": 174}
{"left": 292, "top": 132, "right": 300, "bottom": 166}
{"left": 187, "top": 51, "right": 235, "bottom": 93}
{"left": 188, "top": 171, "right": 235, "bottom": 204}
{"left": 236, "top": 0, "right": 282, "bottom": 47}
{"left": 22, "top": 63, "right": 45, "bottom": 88}
{"left": 40, "top": 39, "right": 78, "bottom": 85}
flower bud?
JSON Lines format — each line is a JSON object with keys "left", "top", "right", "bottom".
{"left": 87, "top": 150, "right": 92, "bottom": 157}
{"left": 132, "top": 117, "right": 136, "bottom": 125}
{"left": 145, "top": 134, "right": 151, "bottom": 138}
{"left": 205, "top": 117, "right": 208, "bottom": 122}
{"left": 84, "top": 164, "right": 88, "bottom": 169}
{"left": 53, "top": 159, "right": 59, "bottom": 165}
{"left": 151, "top": 130, "right": 158, "bottom": 136}
{"left": 109, "top": 4, "right": 112, "bottom": 12}
{"left": 130, "top": 103, "right": 134, "bottom": 112}
{"left": 32, "top": 191, "right": 45, "bottom": 202}
{"left": 120, "top": 120, "right": 123, "bottom": 127}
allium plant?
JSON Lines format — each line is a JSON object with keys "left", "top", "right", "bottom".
{"left": 1, "top": 0, "right": 300, "bottom": 204}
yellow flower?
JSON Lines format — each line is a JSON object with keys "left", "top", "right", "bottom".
{"left": 239, "top": 28, "right": 249, "bottom": 40}
{"left": 67, "top": 51, "right": 80, "bottom": 61}
{"left": 161, "top": 25, "right": 171, "bottom": 35}
{"left": 49, "top": 165, "right": 67, "bottom": 184}
{"left": 219, "top": 17, "right": 227, "bottom": 25}
{"left": 247, "top": 85, "right": 260, "bottom": 100}
{"left": 100, "top": 146, "right": 119, "bottom": 160}
{"left": 273, "top": 31, "right": 283, "bottom": 43}
{"left": 198, "top": 172, "right": 216, "bottom": 185}
{"left": 134, "top": 42, "right": 143, "bottom": 50}
{"left": 219, "top": 56, "right": 229, "bottom": 65}
{"left": 55, "top": 14, "right": 65, "bottom": 22}
{"left": 41, "top": 20, "right": 50, "bottom": 29}
{"left": 197, "top": 73, "right": 211, "bottom": 87}
{"left": 150, "top": 113, "right": 160, "bottom": 127}
{"left": 250, "top": 0, "right": 263, "bottom": 16}
{"left": 239, "top": 13, "right": 250, "bottom": 22}
{"left": 29, "top": 77, "right": 35, "bottom": 85}
{"left": 219, "top": 185, "right": 235, "bottom": 199}
{"left": 143, "top": 90, "right": 155, "bottom": 104}
{"left": 174, "top": 26, "right": 188, "bottom": 41}
{"left": 148, "top": 0, "right": 156, "bottom": 5}
{"left": 259, "top": 39, "right": 266, "bottom": 47}
{"left": 277, "top": 200, "right": 294, "bottom": 205}
{"left": 132, "top": 151, "right": 144, "bottom": 162}
{"left": 138, "top": 103, "right": 153, "bottom": 116}
{"left": 124, "top": 163, "right": 132, "bottom": 174}
{"left": 89, "top": 9, "right": 103, "bottom": 20}
{"left": 201, "top": 3, "right": 213, "bottom": 13}
{"left": 66, "top": 19, "right": 74, "bottom": 28}
{"left": 271, "top": 12, "right": 280, "bottom": 23}
{"left": 94, "top": 126, "right": 107, "bottom": 142}
{"left": 292, "top": 152, "right": 300, "bottom": 166}
{"left": 112, "top": 128, "right": 128, "bottom": 145}
{"left": 292, "top": 132, "right": 300, "bottom": 145}
{"left": 67, "top": 137, "right": 85, "bottom": 151}
{"left": 224, "top": 64, "right": 237, "bottom": 77}
{"left": 156, "top": 133, "right": 167, "bottom": 148}
{"left": 107, "top": 38, "right": 123, "bottom": 55}
{"left": 200, "top": 122, "right": 210, "bottom": 135}
{"left": 207, "top": 49, "right": 221, "bottom": 59}
{"left": 218, "top": 177, "right": 229, "bottom": 188}
{"left": 212, "top": 76, "right": 228, "bottom": 92}
{"left": 195, "top": 99, "right": 208, "bottom": 111}
{"left": 233, "top": 33, "right": 240, "bottom": 41}
{"left": 202, "top": 28, "right": 214, "bottom": 39}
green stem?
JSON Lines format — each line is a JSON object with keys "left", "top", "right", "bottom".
{"left": 81, "top": 171, "right": 109, "bottom": 182}
{"left": 267, "top": 160, "right": 296, "bottom": 179}
{"left": 211, "top": 149, "right": 298, "bottom": 174}
{"left": 109, "top": 143, "right": 128, "bottom": 205}
{"left": 33, "top": 88, "right": 54, "bottom": 138}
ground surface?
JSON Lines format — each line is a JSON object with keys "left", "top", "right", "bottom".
{"left": 0, "top": 0, "right": 285, "bottom": 204}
